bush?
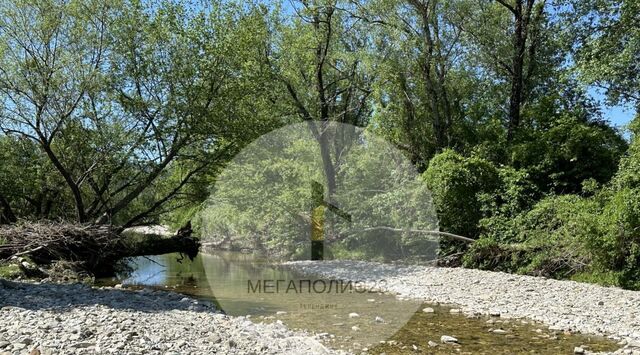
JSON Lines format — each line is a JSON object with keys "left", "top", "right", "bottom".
{"left": 581, "top": 116, "right": 640, "bottom": 288}
{"left": 613, "top": 116, "right": 640, "bottom": 190}
{"left": 591, "top": 188, "right": 640, "bottom": 289}
{"left": 467, "top": 195, "right": 600, "bottom": 279}
{"left": 423, "top": 150, "right": 500, "bottom": 238}
{"left": 477, "top": 167, "right": 540, "bottom": 238}
{"left": 423, "top": 150, "right": 500, "bottom": 254}
{"left": 510, "top": 115, "right": 627, "bottom": 194}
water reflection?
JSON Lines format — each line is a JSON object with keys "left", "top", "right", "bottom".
{"left": 97, "top": 252, "right": 620, "bottom": 354}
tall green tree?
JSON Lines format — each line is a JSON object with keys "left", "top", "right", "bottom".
{"left": 453, "top": 0, "right": 551, "bottom": 140}
{"left": 275, "top": 0, "right": 374, "bottom": 199}
{"left": 562, "top": 0, "right": 640, "bottom": 107}
{"left": 364, "top": 0, "right": 465, "bottom": 169}
{"left": 0, "top": 0, "right": 279, "bottom": 225}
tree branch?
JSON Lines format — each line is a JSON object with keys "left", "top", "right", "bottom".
{"left": 340, "top": 226, "right": 476, "bottom": 243}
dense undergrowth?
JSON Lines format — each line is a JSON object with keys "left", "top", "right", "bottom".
{"left": 426, "top": 119, "right": 640, "bottom": 289}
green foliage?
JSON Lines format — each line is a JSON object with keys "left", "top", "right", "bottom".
{"left": 423, "top": 150, "right": 499, "bottom": 241}
{"left": 613, "top": 117, "right": 640, "bottom": 190}
{"left": 469, "top": 176, "right": 640, "bottom": 289}
{"left": 0, "top": 263, "right": 21, "bottom": 279}
{"left": 511, "top": 95, "right": 628, "bottom": 194}
{"left": 481, "top": 167, "right": 540, "bottom": 218}
{"left": 562, "top": 0, "right": 640, "bottom": 107}
{"left": 199, "top": 125, "right": 438, "bottom": 261}
{"left": 570, "top": 270, "right": 621, "bottom": 288}
{"left": 592, "top": 188, "right": 640, "bottom": 289}
{"left": 0, "top": 136, "right": 71, "bottom": 220}
{"left": 468, "top": 195, "right": 600, "bottom": 278}
{"left": 579, "top": 117, "right": 640, "bottom": 288}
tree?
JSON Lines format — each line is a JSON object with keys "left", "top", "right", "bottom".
{"left": 453, "top": 0, "right": 550, "bottom": 140}
{"left": 511, "top": 88, "right": 628, "bottom": 194}
{"left": 200, "top": 123, "right": 440, "bottom": 261}
{"left": 276, "top": 0, "right": 374, "bottom": 200}
{"left": 0, "top": 0, "right": 278, "bottom": 226}
{"left": 496, "top": 0, "right": 544, "bottom": 139}
{"left": 363, "top": 0, "right": 465, "bottom": 169}
{"left": 0, "top": 0, "right": 112, "bottom": 222}
{"left": 562, "top": 0, "right": 640, "bottom": 107}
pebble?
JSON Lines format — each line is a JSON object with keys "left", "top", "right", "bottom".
{"left": 422, "top": 307, "right": 435, "bottom": 313}
{"left": 0, "top": 281, "right": 337, "bottom": 355}
{"left": 285, "top": 260, "right": 640, "bottom": 351}
{"left": 70, "top": 342, "right": 95, "bottom": 348}
{"left": 440, "top": 335, "right": 458, "bottom": 344}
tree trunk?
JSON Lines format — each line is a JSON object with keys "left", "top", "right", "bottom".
{"left": 409, "top": 0, "right": 452, "bottom": 151}
{"left": 0, "top": 194, "right": 17, "bottom": 224}
{"left": 0, "top": 222, "right": 200, "bottom": 277}
{"left": 120, "top": 234, "right": 199, "bottom": 260}
{"left": 39, "top": 139, "right": 87, "bottom": 222}
{"left": 507, "top": 0, "right": 526, "bottom": 141}
{"left": 500, "top": 0, "right": 537, "bottom": 141}
{"left": 92, "top": 232, "right": 201, "bottom": 277}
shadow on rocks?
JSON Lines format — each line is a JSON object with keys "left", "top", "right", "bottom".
{"left": 0, "top": 279, "right": 216, "bottom": 313}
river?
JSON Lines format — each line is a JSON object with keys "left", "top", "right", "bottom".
{"left": 96, "top": 251, "right": 619, "bottom": 354}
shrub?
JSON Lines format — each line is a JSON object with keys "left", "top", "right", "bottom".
{"left": 591, "top": 188, "right": 640, "bottom": 289}
{"left": 467, "top": 195, "right": 600, "bottom": 279}
{"left": 613, "top": 116, "right": 640, "bottom": 190}
{"left": 583, "top": 116, "right": 640, "bottom": 289}
{"left": 423, "top": 150, "right": 500, "bottom": 237}
{"left": 423, "top": 150, "right": 500, "bottom": 254}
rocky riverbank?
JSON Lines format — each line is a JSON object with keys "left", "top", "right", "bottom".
{"left": 285, "top": 261, "right": 640, "bottom": 355}
{"left": 0, "top": 280, "right": 336, "bottom": 354}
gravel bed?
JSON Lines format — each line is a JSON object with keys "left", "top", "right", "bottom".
{"left": 0, "top": 280, "right": 337, "bottom": 354}
{"left": 285, "top": 261, "right": 640, "bottom": 354}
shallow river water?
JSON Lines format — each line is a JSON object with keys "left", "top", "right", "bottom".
{"left": 96, "top": 251, "right": 619, "bottom": 354}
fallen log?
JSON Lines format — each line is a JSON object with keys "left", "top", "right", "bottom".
{"left": 0, "top": 222, "right": 200, "bottom": 276}
{"left": 118, "top": 221, "right": 198, "bottom": 262}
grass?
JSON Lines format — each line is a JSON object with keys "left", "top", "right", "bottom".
{"left": 0, "top": 263, "right": 21, "bottom": 279}
{"left": 0, "top": 237, "right": 20, "bottom": 278}
{"left": 571, "top": 270, "right": 622, "bottom": 288}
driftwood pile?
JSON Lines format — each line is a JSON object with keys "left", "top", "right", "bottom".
{"left": 0, "top": 222, "right": 200, "bottom": 276}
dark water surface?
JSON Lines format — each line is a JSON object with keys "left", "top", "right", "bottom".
{"left": 96, "top": 252, "right": 619, "bottom": 354}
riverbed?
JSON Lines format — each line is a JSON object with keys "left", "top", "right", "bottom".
{"left": 93, "top": 252, "right": 626, "bottom": 354}
{"left": 0, "top": 279, "right": 333, "bottom": 354}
